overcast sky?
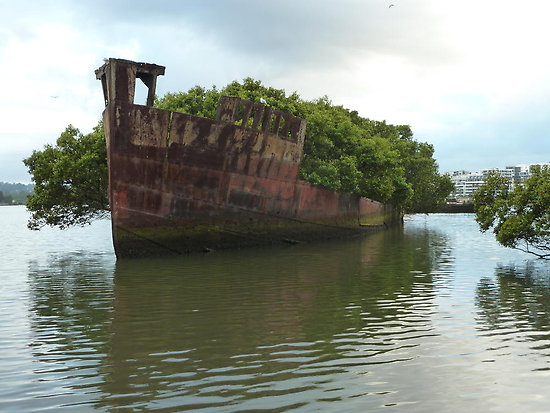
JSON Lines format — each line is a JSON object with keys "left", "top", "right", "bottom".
{"left": 2, "top": 0, "right": 550, "bottom": 182}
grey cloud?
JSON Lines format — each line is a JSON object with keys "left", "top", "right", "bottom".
{"left": 58, "top": 0, "right": 457, "bottom": 70}
{"left": 10, "top": 0, "right": 545, "bottom": 177}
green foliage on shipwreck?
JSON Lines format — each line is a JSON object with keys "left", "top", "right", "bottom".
{"left": 23, "top": 123, "right": 109, "bottom": 229}
{"left": 24, "top": 78, "right": 453, "bottom": 230}
{"left": 157, "top": 78, "right": 453, "bottom": 212}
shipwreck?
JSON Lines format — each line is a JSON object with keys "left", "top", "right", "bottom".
{"left": 95, "top": 58, "right": 401, "bottom": 258}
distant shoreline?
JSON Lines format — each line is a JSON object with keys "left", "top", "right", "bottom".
{"left": 440, "top": 203, "right": 474, "bottom": 213}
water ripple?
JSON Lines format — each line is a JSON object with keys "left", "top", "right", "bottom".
{"left": 4, "top": 210, "right": 550, "bottom": 411}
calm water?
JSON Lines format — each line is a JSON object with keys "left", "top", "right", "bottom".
{"left": 2, "top": 206, "right": 550, "bottom": 412}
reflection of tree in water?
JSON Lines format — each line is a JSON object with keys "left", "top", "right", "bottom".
{"left": 476, "top": 263, "right": 550, "bottom": 334}
{"left": 27, "top": 254, "right": 115, "bottom": 347}
{"left": 23, "top": 224, "right": 452, "bottom": 411}
{"left": 95, "top": 226, "right": 450, "bottom": 410}
{"left": 25, "top": 254, "right": 115, "bottom": 406}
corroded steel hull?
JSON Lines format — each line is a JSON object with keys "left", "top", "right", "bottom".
{"left": 96, "top": 59, "right": 401, "bottom": 258}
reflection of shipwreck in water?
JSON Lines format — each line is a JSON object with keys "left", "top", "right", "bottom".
{"left": 95, "top": 58, "right": 401, "bottom": 258}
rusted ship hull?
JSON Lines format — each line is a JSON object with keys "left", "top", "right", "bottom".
{"left": 96, "top": 59, "right": 401, "bottom": 258}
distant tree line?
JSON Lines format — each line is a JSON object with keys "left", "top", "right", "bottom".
{"left": 23, "top": 78, "right": 453, "bottom": 229}
{"left": 0, "top": 182, "right": 34, "bottom": 205}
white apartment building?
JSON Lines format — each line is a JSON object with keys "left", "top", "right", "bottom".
{"left": 450, "top": 172, "right": 485, "bottom": 199}
{"left": 447, "top": 162, "right": 550, "bottom": 200}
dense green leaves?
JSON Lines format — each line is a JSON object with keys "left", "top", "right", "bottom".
{"left": 473, "top": 167, "right": 550, "bottom": 259}
{"left": 395, "top": 140, "right": 455, "bottom": 212}
{"left": 23, "top": 123, "right": 109, "bottom": 230}
{"left": 155, "top": 85, "right": 220, "bottom": 119}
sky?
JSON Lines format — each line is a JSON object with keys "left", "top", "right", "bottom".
{"left": 2, "top": 0, "right": 550, "bottom": 182}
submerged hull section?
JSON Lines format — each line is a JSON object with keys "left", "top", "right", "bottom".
{"left": 96, "top": 59, "right": 400, "bottom": 258}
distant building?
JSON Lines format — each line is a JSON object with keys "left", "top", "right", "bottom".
{"left": 449, "top": 172, "right": 484, "bottom": 199}
{"left": 449, "top": 170, "right": 470, "bottom": 177}
{"left": 447, "top": 162, "right": 550, "bottom": 200}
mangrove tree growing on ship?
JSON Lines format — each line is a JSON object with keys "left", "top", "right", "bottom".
{"left": 24, "top": 78, "right": 452, "bottom": 229}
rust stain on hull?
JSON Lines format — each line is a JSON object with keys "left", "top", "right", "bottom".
{"left": 96, "top": 59, "right": 401, "bottom": 258}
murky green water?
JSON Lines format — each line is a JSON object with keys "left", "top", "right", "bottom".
{"left": 2, "top": 206, "right": 550, "bottom": 412}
